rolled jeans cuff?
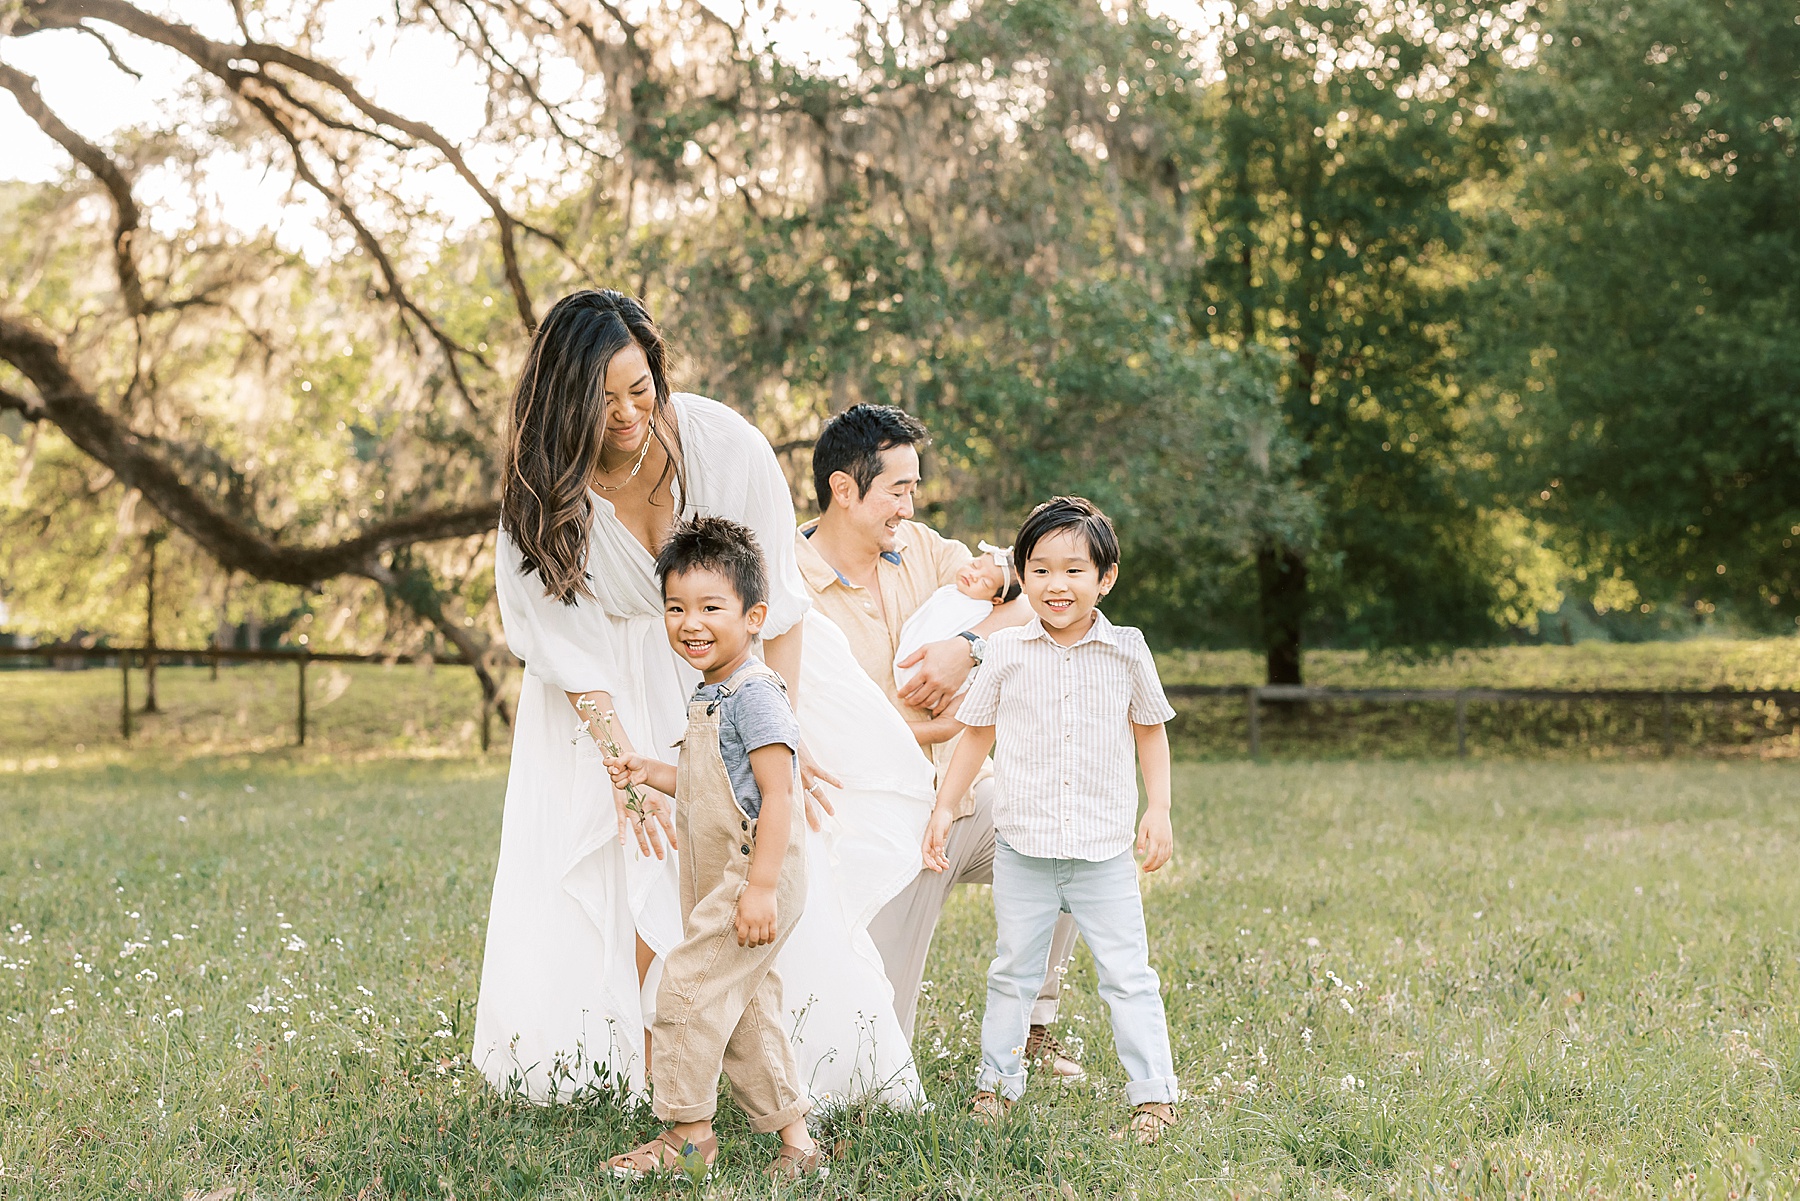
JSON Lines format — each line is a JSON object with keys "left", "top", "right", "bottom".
{"left": 975, "top": 1064, "right": 1029, "bottom": 1103}
{"left": 1124, "top": 1076, "right": 1180, "bottom": 1106}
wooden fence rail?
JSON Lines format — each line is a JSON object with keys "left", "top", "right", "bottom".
{"left": 7, "top": 645, "right": 1799, "bottom": 757}
{"left": 0, "top": 643, "right": 515, "bottom": 750}
{"left": 1163, "top": 683, "right": 1800, "bottom": 758}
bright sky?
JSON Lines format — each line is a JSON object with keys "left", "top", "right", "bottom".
{"left": 0, "top": 0, "right": 881, "bottom": 179}
{"left": 0, "top": 0, "right": 1209, "bottom": 245}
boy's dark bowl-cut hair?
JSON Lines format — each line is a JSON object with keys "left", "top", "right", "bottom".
{"left": 1015, "top": 496, "right": 1121, "bottom": 576}
{"left": 811, "top": 403, "right": 929, "bottom": 512}
{"left": 654, "top": 516, "right": 769, "bottom": 610}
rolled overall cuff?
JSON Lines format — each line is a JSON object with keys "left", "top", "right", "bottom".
{"left": 745, "top": 1096, "right": 811, "bottom": 1135}
{"left": 652, "top": 1096, "right": 719, "bottom": 1124}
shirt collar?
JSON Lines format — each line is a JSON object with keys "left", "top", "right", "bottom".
{"left": 1022, "top": 608, "right": 1120, "bottom": 648}
{"left": 796, "top": 518, "right": 905, "bottom": 590}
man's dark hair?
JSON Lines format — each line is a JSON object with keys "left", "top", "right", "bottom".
{"left": 811, "top": 404, "right": 929, "bottom": 512}
{"left": 1015, "top": 496, "right": 1121, "bottom": 577}
{"left": 654, "top": 516, "right": 768, "bottom": 609}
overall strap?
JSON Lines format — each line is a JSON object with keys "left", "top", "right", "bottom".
{"left": 705, "top": 659, "right": 788, "bottom": 712}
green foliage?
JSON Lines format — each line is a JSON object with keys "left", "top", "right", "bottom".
{"left": 1187, "top": 0, "right": 1554, "bottom": 655}
{"left": 4, "top": 0, "right": 1797, "bottom": 670}
{"left": 10, "top": 754, "right": 1800, "bottom": 1195}
{"left": 1475, "top": 0, "right": 1800, "bottom": 628}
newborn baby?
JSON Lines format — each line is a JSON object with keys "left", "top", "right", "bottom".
{"left": 893, "top": 550, "right": 1020, "bottom": 697}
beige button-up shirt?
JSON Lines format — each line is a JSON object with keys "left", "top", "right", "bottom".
{"left": 795, "top": 518, "right": 987, "bottom": 817}
{"left": 958, "top": 611, "right": 1177, "bottom": 861}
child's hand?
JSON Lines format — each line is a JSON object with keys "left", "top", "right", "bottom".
{"left": 603, "top": 751, "right": 652, "bottom": 790}
{"left": 1135, "top": 809, "right": 1174, "bottom": 873}
{"left": 920, "top": 807, "right": 956, "bottom": 873}
{"left": 736, "top": 884, "right": 778, "bottom": 947}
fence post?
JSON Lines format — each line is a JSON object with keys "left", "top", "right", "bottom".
{"left": 479, "top": 668, "right": 492, "bottom": 754}
{"left": 1661, "top": 692, "right": 1673, "bottom": 757}
{"left": 120, "top": 649, "right": 132, "bottom": 741}
{"left": 296, "top": 651, "right": 309, "bottom": 747}
{"left": 1455, "top": 691, "right": 1469, "bottom": 759}
{"left": 1246, "top": 686, "right": 1261, "bottom": 759}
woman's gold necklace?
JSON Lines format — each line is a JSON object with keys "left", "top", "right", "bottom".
{"left": 592, "top": 419, "right": 655, "bottom": 492}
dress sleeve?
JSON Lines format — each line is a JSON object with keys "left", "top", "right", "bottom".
{"left": 495, "top": 526, "right": 623, "bottom": 696}
{"left": 1125, "top": 632, "right": 1178, "bottom": 726}
{"left": 737, "top": 423, "right": 812, "bottom": 640}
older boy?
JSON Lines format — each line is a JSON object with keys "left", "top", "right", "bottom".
{"left": 924, "top": 497, "right": 1180, "bottom": 1145}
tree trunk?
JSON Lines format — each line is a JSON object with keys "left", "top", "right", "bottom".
{"left": 142, "top": 530, "right": 161, "bottom": 712}
{"left": 1257, "top": 541, "right": 1306, "bottom": 686}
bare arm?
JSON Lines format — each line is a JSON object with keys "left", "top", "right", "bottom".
{"left": 761, "top": 626, "right": 802, "bottom": 705}
{"left": 1132, "top": 722, "right": 1174, "bottom": 872}
{"left": 907, "top": 693, "right": 966, "bottom": 746}
{"left": 896, "top": 598, "right": 1033, "bottom": 713}
{"left": 736, "top": 744, "right": 797, "bottom": 947}
{"left": 760, "top": 622, "right": 840, "bottom": 828}
{"left": 568, "top": 689, "right": 673, "bottom": 858}
{"left": 971, "top": 596, "right": 1033, "bottom": 636}
{"left": 921, "top": 724, "right": 996, "bottom": 871}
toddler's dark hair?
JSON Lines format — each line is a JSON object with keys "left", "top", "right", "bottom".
{"left": 1015, "top": 496, "right": 1121, "bottom": 576}
{"left": 654, "top": 516, "right": 769, "bottom": 609}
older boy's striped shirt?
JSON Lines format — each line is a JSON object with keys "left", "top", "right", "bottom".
{"left": 957, "top": 610, "right": 1176, "bottom": 861}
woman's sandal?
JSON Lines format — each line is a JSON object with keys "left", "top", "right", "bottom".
{"left": 1111, "top": 1101, "right": 1177, "bottom": 1146}
{"left": 765, "top": 1141, "right": 830, "bottom": 1181}
{"left": 969, "top": 1090, "right": 1012, "bottom": 1126}
{"left": 607, "top": 1129, "right": 718, "bottom": 1179}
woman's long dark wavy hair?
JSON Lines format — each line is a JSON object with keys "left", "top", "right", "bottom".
{"left": 501, "top": 289, "right": 684, "bottom": 603}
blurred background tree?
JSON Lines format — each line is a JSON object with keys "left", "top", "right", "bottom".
{"left": 1470, "top": 0, "right": 1800, "bottom": 635}
{"left": 1, "top": 0, "right": 1794, "bottom": 686}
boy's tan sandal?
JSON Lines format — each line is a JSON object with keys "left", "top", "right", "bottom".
{"left": 764, "top": 1142, "right": 830, "bottom": 1181}
{"left": 969, "top": 1090, "right": 1012, "bottom": 1126}
{"left": 1025, "top": 1024, "right": 1086, "bottom": 1082}
{"left": 607, "top": 1129, "right": 717, "bottom": 1179}
{"left": 1112, "top": 1101, "right": 1177, "bottom": 1146}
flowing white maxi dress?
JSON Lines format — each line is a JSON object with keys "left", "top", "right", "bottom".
{"left": 472, "top": 394, "right": 930, "bottom": 1110}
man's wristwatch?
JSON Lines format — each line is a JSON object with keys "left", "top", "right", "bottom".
{"left": 958, "top": 630, "right": 987, "bottom": 665}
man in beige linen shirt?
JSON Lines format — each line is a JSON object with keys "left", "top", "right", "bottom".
{"left": 796, "top": 404, "right": 1082, "bottom": 1077}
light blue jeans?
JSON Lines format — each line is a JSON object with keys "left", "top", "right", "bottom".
{"left": 978, "top": 836, "right": 1178, "bottom": 1104}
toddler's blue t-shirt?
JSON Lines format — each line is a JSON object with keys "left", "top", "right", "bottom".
{"left": 691, "top": 662, "right": 800, "bottom": 819}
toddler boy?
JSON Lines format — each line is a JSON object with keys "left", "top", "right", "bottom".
{"left": 603, "top": 516, "right": 824, "bottom": 1181}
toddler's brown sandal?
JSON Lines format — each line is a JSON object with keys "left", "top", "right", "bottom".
{"left": 764, "top": 1142, "right": 830, "bottom": 1181}
{"left": 1111, "top": 1101, "right": 1177, "bottom": 1146}
{"left": 608, "top": 1129, "right": 717, "bottom": 1179}
{"left": 969, "top": 1090, "right": 1012, "bottom": 1126}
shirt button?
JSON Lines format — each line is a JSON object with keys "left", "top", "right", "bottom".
{"left": 741, "top": 844, "right": 751, "bottom": 855}
{"left": 741, "top": 820, "right": 749, "bottom": 831}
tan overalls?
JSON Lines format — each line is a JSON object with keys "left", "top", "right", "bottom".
{"left": 650, "top": 661, "right": 810, "bottom": 1133}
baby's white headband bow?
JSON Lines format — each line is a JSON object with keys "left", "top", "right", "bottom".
{"left": 978, "top": 540, "right": 1015, "bottom": 592}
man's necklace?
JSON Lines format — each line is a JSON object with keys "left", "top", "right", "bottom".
{"left": 592, "top": 420, "right": 655, "bottom": 492}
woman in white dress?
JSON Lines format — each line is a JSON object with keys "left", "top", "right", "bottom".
{"left": 473, "top": 290, "right": 929, "bottom": 1111}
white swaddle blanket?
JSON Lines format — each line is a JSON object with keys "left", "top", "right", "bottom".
{"left": 893, "top": 585, "right": 995, "bottom": 696}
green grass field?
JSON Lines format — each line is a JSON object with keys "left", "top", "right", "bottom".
{"left": 6, "top": 750, "right": 1800, "bottom": 1198}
